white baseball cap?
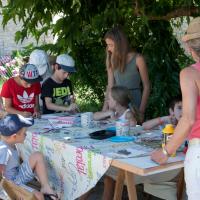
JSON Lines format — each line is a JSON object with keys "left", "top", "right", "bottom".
{"left": 56, "top": 54, "right": 76, "bottom": 73}
{"left": 29, "top": 49, "right": 49, "bottom": 76}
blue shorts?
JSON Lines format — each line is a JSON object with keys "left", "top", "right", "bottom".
{"left": 14, "top": 161, "right": 35, "bottom": 185}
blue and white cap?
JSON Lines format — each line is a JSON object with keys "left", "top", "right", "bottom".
{"left": 0, "top": 114, "right": 34, "bottom": 136}
{"left": 56, "top": 54, "right": 76, "bottom": 73}
{"left": 19, "top": 64, "right": 43, "bottom": 83}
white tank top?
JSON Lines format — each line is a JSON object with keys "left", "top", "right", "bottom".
{"left": 118, "top": 109, "right": 130, "bottom": 121}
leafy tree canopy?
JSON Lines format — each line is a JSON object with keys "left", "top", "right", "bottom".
{"left": 0, "top": 0, "right": 199, "bottom": 117}
{"left": 1, "top": 0, "right": 199, "bottom": 46}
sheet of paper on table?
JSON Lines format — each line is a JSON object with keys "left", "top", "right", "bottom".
{"left": 41, "top": 113, "right": 70, "bottom": 119}
{"left": 106, "top": 148, "right": 149, "bottom": 158}
{"left": 31, "top": 119, "right": 52, "bottom": 129}
{"left": 48, "top": 117, "right": 77, "bottom": 128}
{"left": 116, "top": 152, "right": 185, "bottom": 170}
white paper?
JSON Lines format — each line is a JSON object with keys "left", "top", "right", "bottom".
{"left": 48, "top": 117, "right": 75, "bottom": 128}
{"left": 106, "top": 148, "right": 148, "bottom": 158}
{"left": 41, "top": 113, "right": 69, "bottom": 119}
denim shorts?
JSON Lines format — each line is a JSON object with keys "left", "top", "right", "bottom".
{"left": 14, "top": 161, "right": 35, "bottom": 185}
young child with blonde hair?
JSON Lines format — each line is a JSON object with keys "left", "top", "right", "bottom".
{"left": 94, "top": 85, "right": 141, "bottom": 126}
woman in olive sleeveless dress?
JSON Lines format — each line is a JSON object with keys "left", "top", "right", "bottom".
{"left": 103, "top": 26, "right": 150, "bottom": 120}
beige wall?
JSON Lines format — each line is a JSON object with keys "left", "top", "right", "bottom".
{"left": 0, "top": 2, "right": 54, "bottom": 56}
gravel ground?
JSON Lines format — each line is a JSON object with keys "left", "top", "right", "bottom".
{"left": 85, "top": 182, "right": 164, "bottom": 200}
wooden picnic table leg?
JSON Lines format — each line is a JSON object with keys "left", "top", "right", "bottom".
{"left": 113, "top": 169, "right": 125, "bottom": 200}
{"left": 125, "top": 171, "right": 137, "bottom": 200}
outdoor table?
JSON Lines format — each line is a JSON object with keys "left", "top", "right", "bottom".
{"left": 17, "top": 114, "right": 185, "bottom": 200}
{"left": 111, "top": 153, "right": 184, "bottom": 200}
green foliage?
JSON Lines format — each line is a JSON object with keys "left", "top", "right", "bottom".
{"left": 11, "top": 43, "right": 35, "bottom": 58}
{"left": 0, "top": 0, "right": 199, "bottom": 116}
{"left": 77, "top": 98, "right": 102, "bottom": 112}
{"left": 141, "top": 21, "right": 182, "bottom": 118}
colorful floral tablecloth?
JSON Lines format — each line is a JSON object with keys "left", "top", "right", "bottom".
{"left": 18, "top": 118, "right": 115, "bottom": 200}
{"left": 17, "top": 116, "right": 184, "bottom": 200}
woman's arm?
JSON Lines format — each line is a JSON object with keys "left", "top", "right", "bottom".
{"left": 151, "top": 67, "right": 197, "bottom": 164}
{"left": 125, "top": 111, "right": 137, "bottom": 127}
{"left": 165, "top": 68, "right": 197, "bottom": 154}
{"left": 136, "top": 55, "right": 150, "bottom": 115}
{"left": 102, "top": 63, "right": 115, "bottom": 112}
{"left": 107, "top": 64, "right": 115, "bottom": 90}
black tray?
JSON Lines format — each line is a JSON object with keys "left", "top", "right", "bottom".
{"left": 89, "top": 130, "right": 116, "bottom": 140}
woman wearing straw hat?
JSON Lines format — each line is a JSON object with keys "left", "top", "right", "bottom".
{"left": 151, "top": 17, "right": 200, "bottom": 199}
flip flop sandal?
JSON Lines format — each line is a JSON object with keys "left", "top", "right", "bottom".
{"left": 44, "top": 193, "right": 59, "bottom": 200}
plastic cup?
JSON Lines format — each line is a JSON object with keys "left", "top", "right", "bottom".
{"left": 116, "top": 120, "right": 130, "bottom": 136}
{"left": 81, "top": 112, "right": 93, "bottom": 128}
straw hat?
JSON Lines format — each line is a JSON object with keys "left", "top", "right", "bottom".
{"left": 182, "top": 17, "right": 200, "bottom": 42}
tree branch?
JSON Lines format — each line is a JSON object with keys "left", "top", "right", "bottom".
{"left": 134, "top": 6, "right": 200, "bottom": 21}
{"left": 133, "top": 0, "right": 140, "bottom": 16}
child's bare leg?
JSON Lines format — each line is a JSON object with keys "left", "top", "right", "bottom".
{"left": 29, "top": 152, "right": 56, "bottom": 197}
{"left": 102, "top": 176, "right": 115, "bottom": 200}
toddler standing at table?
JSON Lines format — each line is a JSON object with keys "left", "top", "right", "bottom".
{"left": 93, "top": 85, "right": 141, "bottom": 126}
